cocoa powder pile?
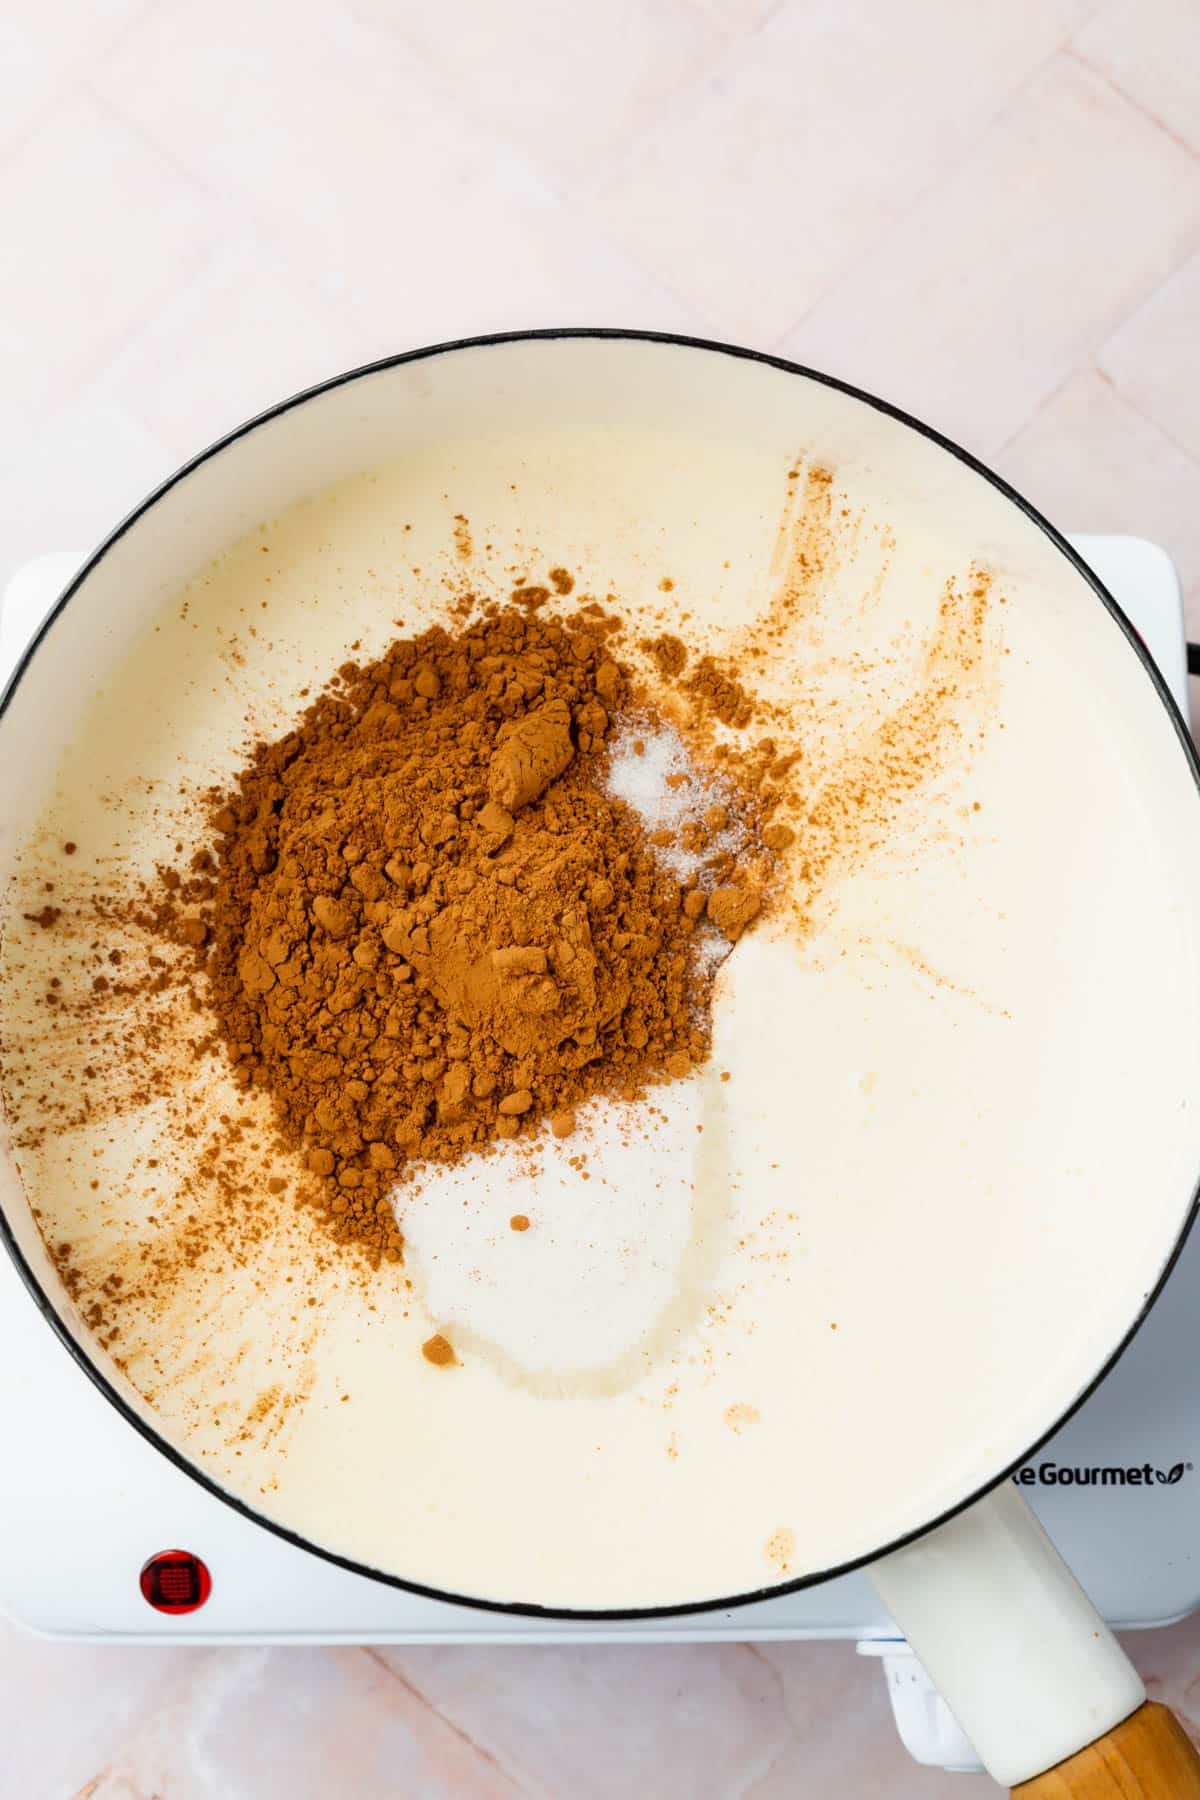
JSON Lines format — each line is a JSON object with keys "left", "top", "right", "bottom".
{"left": 167, "top": 599, "right": 775, "bottom": 1260}
{"left": 0, "top": 466, "right": 1001, "bottom": 1402}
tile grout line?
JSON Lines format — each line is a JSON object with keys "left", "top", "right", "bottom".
{"left": 79, "top": 34, "right": 710, "bottom": 351}
{"left": 572, "top": 39, "right": 794, "bottom": 324}
{"left": 981, "top": 234, "right": 1200, "bottom": 472}
{"left": 329, "top": 4, "right": 733, "bottom": 216}
{"left": 573, "top": 0, "right": 787, "bottom": 204}
{"left": 0, "top": 130, "right": 225, "bottom": 481}
{"left": 96, "top": 0, "right": 165, "bottom": 65}
{"left": 1064, "top": 44, "right": 1200, "bottom": 166}
{"left": 991, "top": 363, "right": 1083, "bottom": 461}
{"left": 992, "top": 349, "right": 1200, "bottom": 477}
{"left": 761, "top": 33, "right": 1095, "bottom": 357}
{"left": 78, "top": 84, "right": 330, "bottom": 390}
{"left": 361, "top": 1647, "right": 536, "bottom": 1795}
{"left": 81, "top": 0, "right": 576, "bottom": 244}
{"left": 82, "top": 78, "right": 223, "bottom": 201}
{"left": 1091, "top": 363, "right": 1200, "bottom": 469}
{"left": 0, "top": 0, "right": 162, "bottom": 165}
{"left": 77, "top": 79, "right": 232, "bottom": 346}
{"left": 678, "top": 0, "right": 788, "bottom": 30}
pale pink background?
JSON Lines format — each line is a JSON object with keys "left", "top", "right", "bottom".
{"left": 3, "top": 0, "right": 1200, "bottom": 1794}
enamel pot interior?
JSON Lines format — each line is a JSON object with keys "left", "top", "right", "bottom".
{"left": 2, "top": 331, "right": 1200, "bottom": 1617}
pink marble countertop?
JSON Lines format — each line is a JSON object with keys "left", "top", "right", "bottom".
{"left": 3, "top": 0, "right": 1200, "bottom": 1792}
{"left": 4, "top": 1623, "right": 1200, "bottom": 1797}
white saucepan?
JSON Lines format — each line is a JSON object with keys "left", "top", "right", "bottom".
{"left": 2, "top": 333, "right": 1200, "bottom": 1795}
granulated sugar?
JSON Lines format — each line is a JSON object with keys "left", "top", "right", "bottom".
{"left": 604, "top": 721, "right": 751, "bottom": 881}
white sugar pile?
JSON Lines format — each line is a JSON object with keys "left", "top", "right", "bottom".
{"left": 604, "top": 721, "right": 744, "bottom": 880}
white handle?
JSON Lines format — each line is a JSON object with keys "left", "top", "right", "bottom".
{"left": 870, "top": 1481, "right": 1145, "bottom": 1787}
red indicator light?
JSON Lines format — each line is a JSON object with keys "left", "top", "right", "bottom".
{"left": 139, "top": 1549, "right": 212, "bottom": 1614}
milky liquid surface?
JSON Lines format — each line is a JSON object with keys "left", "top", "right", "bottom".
{"left": 3, "top": 353, "right": 1200, "bottom": 1609}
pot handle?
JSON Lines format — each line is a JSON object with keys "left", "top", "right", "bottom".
{"left": 870, "top": 1481, "right": 1199, "bottom": 1791}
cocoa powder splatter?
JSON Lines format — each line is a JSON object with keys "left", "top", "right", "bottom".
{"left": 23, "top": 904, "right": 62, "bottom": 929}
{"left": 643, "top": 633, "right": 688, "bottom": 679}
{"left": 684, "top": 656, "right": 756, "bottom": 730}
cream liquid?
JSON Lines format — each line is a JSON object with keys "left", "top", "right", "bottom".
{"left": 3, "top": 380, "right": 1200, "bottom": 1610}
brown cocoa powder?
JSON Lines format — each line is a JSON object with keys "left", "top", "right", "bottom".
{"left": 166, "top": 602, "right": 775, "bottom": 1261}
{"left": 643, "top": 633, "right": 688, "bottom": 679}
